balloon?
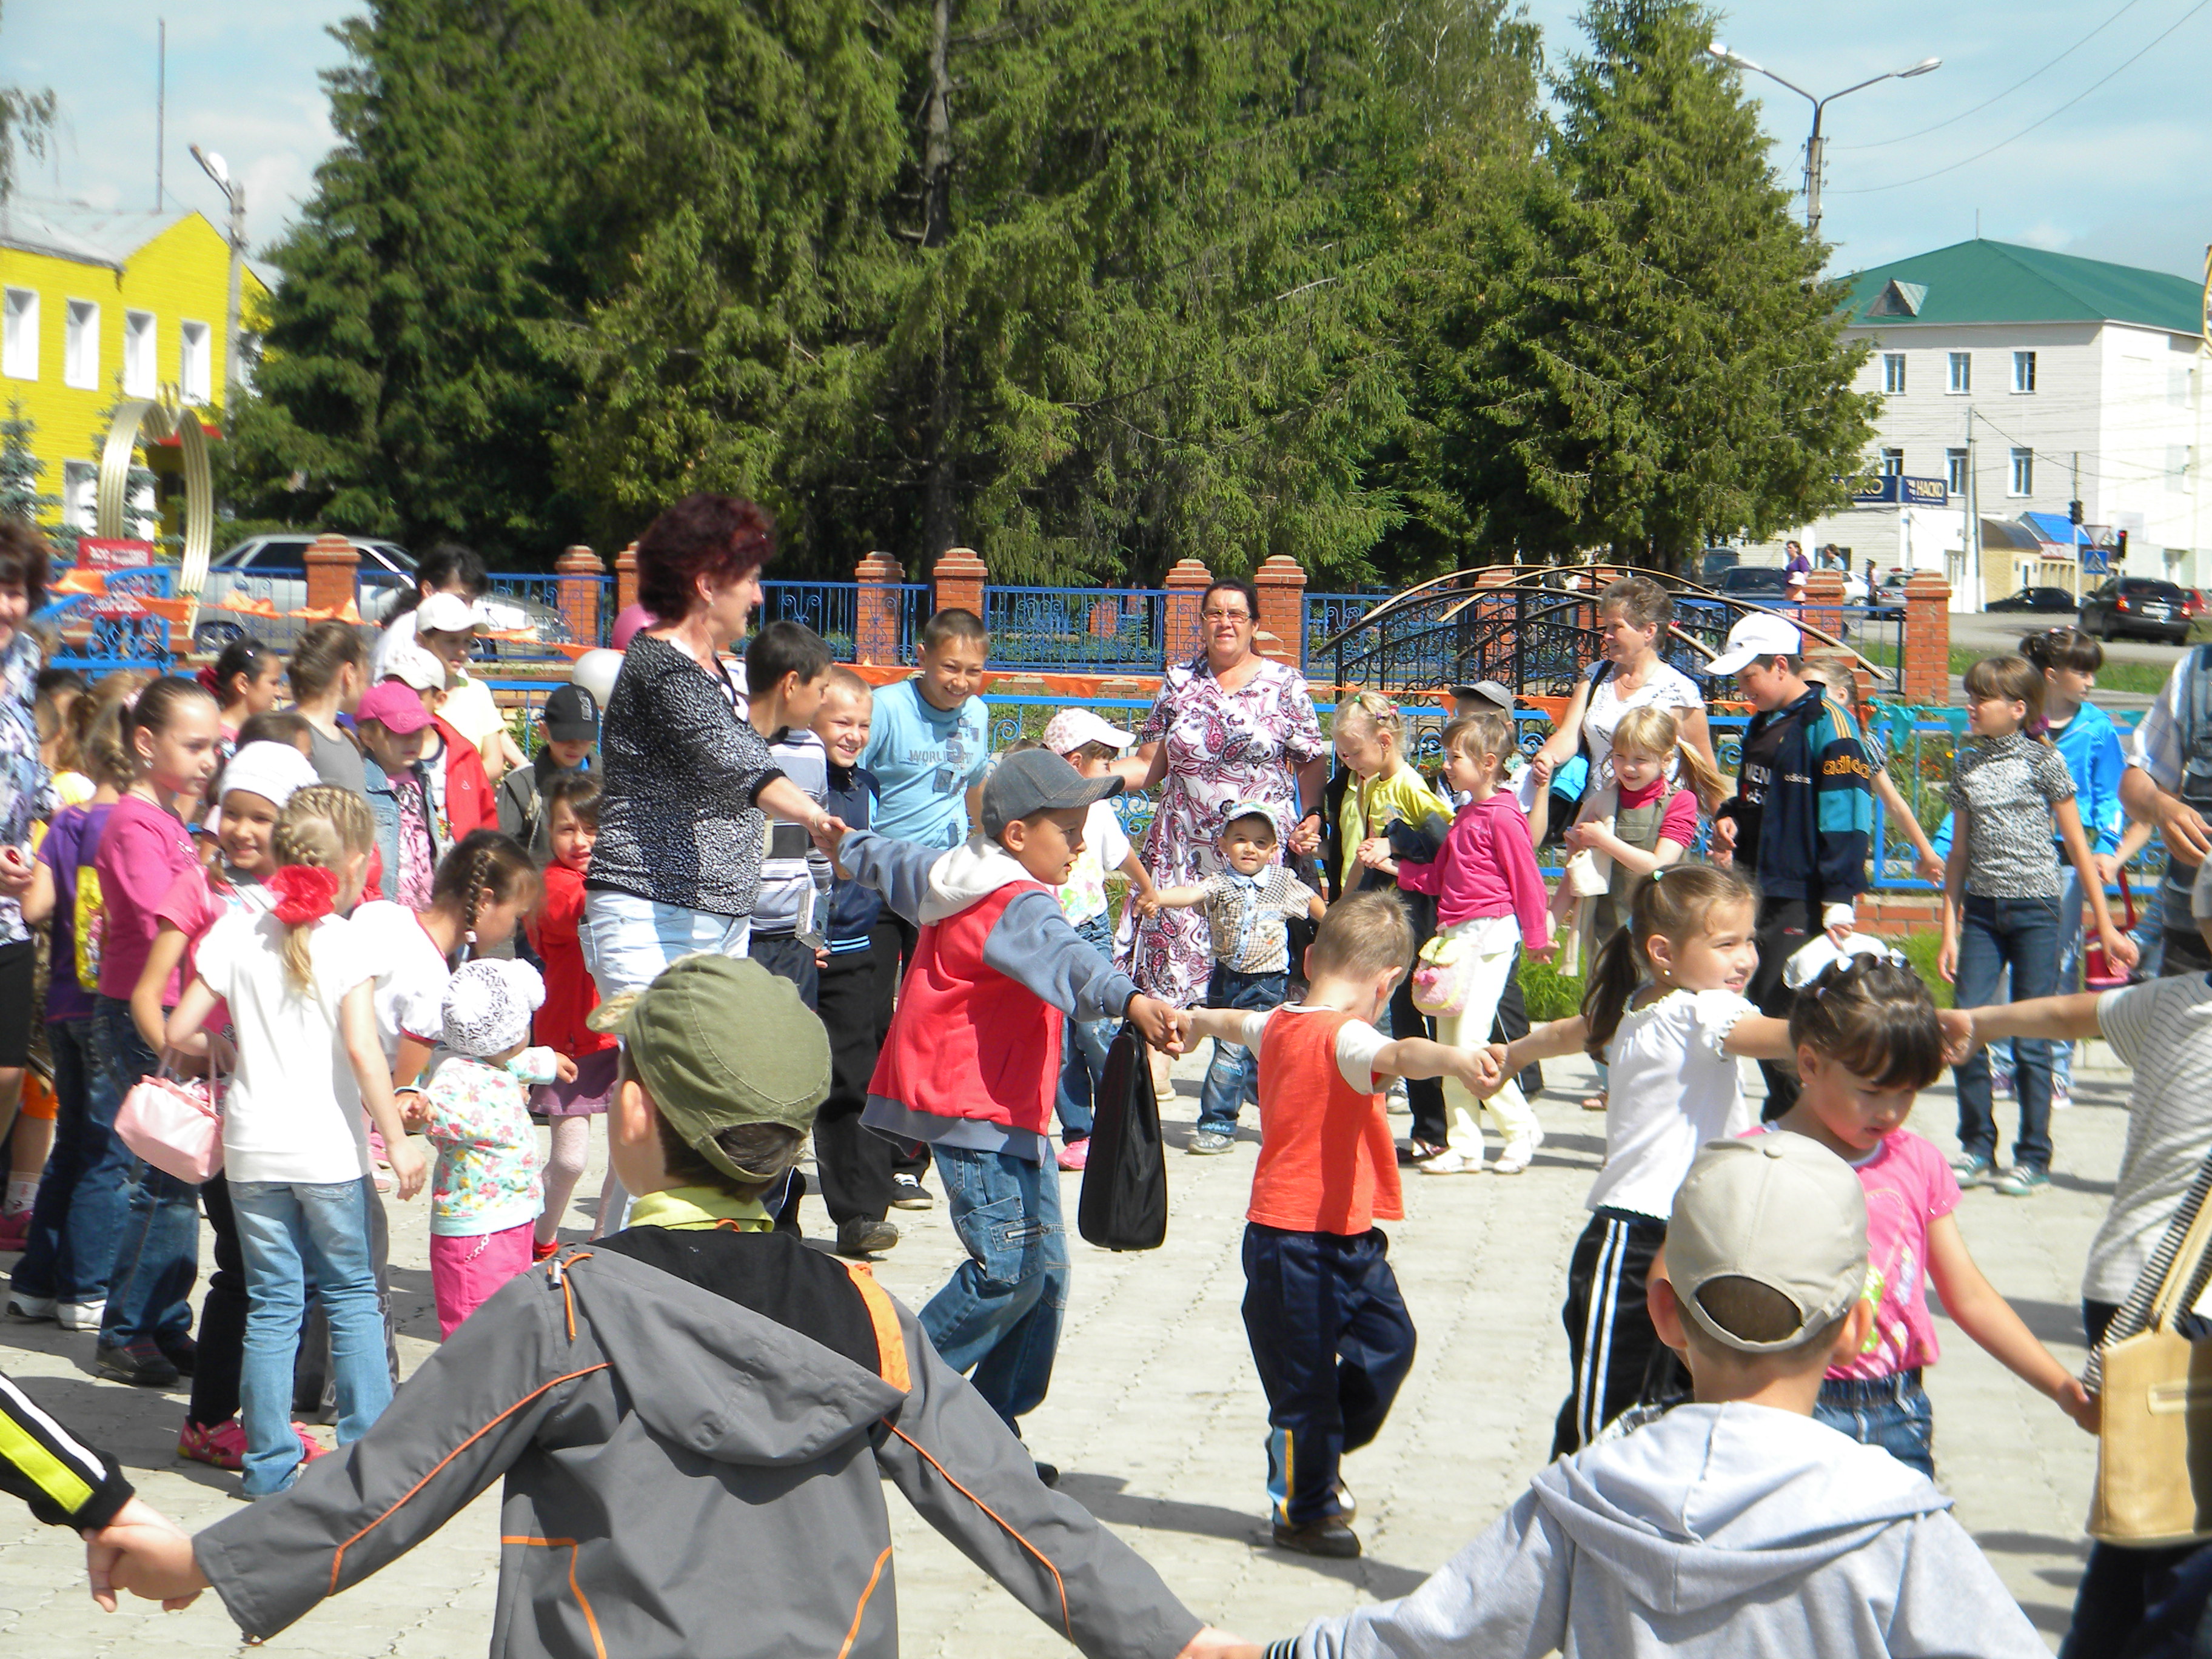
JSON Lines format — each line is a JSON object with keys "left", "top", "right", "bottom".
{"left": 611, "top": 605, "right": 657, "bottom": 651}
{"left": 571, "top": 649, "right": 623, "bottom": 707}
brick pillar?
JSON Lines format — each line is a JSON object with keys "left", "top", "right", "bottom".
{"left": 1162, "top": 557, "right": 1213, "bottom": 665}
{"left": 1902, "top": 572, "right": 1952, "bottom": 706}
{"left": 615, "top": 543, "right": 639, "bottom": 616}
{"left": 556, "top": 545, "right": 604, "bottom": 647}
{"left": 1801, "top": 568, "right": 1848, "bottom": 651}
{"left": 1252, "top": 554, "right": 1308, "bottom": 668}
{"left": 854, "top": 552, "right": 905, "bottom": 665}
{"left": 933, "top": 546, "right": 987, "bottom": 620}
{"left": 304, "top": 532, "right": 360, "bottom": 618}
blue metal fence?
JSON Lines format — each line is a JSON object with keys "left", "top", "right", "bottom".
{"left": 44, "top": 565, "right": 174, "bottom": 672}
{"left": 982, "top": 588, "right": 1168, "bottom": 672}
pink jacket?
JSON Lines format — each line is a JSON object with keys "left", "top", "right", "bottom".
{"left": 1396, "top": 791, "right": 1550, "bottom": 940}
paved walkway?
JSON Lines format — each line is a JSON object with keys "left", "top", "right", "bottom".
{"left": 0, "top": 1044, "right": 2121, "bottom": 1654}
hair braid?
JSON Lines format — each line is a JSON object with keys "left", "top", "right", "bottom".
{"left": 270, "top": 786, "right": 374, "bottom": 991}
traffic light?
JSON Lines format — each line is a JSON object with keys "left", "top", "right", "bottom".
{"left": 2070, "top": 500, "right": 2084, "bottom": 525}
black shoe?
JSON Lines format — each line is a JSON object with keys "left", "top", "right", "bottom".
{"left": 1033, "top": 1460, "right": 1060, "bottom": 1487}
{"left": 890, "top": 1175, "right": 933, "bottom": 1211}
{"left": 836, "top": 1218, "right": 899, "bottom": 1258}
{"left": 95, "top": 1341, "right": 181, "bottom": 1389}
{"left": 1272, "top": 1517, "right": 1360, "bottom": 1558}
{"left": 158, "top": 1334, "right": 198, "bottom": 1378}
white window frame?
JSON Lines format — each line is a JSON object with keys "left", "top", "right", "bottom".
{"left": 1948, "top": 351, "right": 1971, "bottom": 394}
{"left": 2009, "top": 447, "right": 2034, "bottom": 497}
{"left": 1881, "top": 447, "right": 1905, "bottom": 477}
{"left": 1946, "top": 448, "right": 1968, "bottom": 494}
{"left": 63, "top": 299, "right": 99, "bottom": 390}
{"left": 2013, "top": 350, "right": 2038, "bottom": 394}
{"left": 1, "top": 289, "right": 36, "bottom": 381}
{"left": 178, "top": 319, "right": 212, "bottom": 404}
{"left": 1882, "top": 352, "right": 1906, "bottom": 395}
{"left": 60, "top": 460, "right": 97, "bottom": 531}
{"left": 122, "top": 309, "right": 157, "bottom": 398}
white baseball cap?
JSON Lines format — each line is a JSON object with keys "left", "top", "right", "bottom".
{"left": 1666, "top": 1134, "right": 1869, "bottom": 1355}
{"left": 1708, "top": 612, "right": 1805, "bottom": 676}
{"left": 414, "top": 591, "right": 486, "bottom": 635}
{"left": 1041, "top": 708, "right": 1133, "bottom": 756}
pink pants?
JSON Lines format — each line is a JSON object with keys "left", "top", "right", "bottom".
{"left": 429, "top": 1222, "right": 534, "bottom": 1338}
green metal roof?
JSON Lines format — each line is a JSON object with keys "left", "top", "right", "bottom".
{"left": 1838, "top": 239, "right": 2206, "bottom": 337}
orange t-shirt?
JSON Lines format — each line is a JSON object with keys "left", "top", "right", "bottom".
{"left": 1247, "top": 1005, "right": 1404, "bottom": 1235}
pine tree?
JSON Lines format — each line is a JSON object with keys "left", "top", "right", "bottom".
{"left": 0, "top": 400, "right": 56, "bottom": 527}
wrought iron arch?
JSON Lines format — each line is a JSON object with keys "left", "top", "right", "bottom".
{"left": 95, "top": 391, "right": 214, "bottom": 633}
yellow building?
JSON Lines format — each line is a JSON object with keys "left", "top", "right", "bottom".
{"left": 0, "top": 206, "right": 270, "bottom": 540}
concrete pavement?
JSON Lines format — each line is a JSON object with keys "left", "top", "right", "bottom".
{"left": 0, "top": 1043, "right": 2124, "bottom": 1654}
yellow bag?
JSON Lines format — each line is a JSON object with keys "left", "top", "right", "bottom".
{"left": 2090, "top": 1191, "right": 2212, "bottom": 1545}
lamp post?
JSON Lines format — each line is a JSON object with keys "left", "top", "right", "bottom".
{"left": 189, "top": 144, "right": 246, "bottom": 406}
{"left": 1706, "top": 44, "right": 1940, "bottom": 238}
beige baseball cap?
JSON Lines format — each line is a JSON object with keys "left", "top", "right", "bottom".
{"left": 1665, "top": 1133, "right": 1869, "bottom": 1355}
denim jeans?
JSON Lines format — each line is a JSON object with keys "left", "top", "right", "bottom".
{"left": 1814, "top": 1370, "right": 1933, "bottom": 1480}
{"left": 95, "top": 998, "right": 199, "bottom": 1352}
{"left": 919, "top": 1145, "right": 1070, "bottom": 1431}
{"left": 230, "top": 1177, "right": 390, "bottom": 1496}
{"left": 10, "top": 1016, "right": 132, "bottom": 1304}
{"left": 1054, "top": 916, "right": 1116, "bottom": 1142}
{"left": 1952, "top": 893, "right": 2063, "bottom": 1172}
{"left": 1990, "top": 865, "right": 2083, "bottom": 1091}
{"left": 1197, "top": 967, "right": 1288, "bottom": 1137}
{"left": 581, "top": 888, "right": 751, "bottom": 1000}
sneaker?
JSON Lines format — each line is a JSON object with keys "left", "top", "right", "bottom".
{"left": 1272, "top": 1517, "right": 1361, "bottom": 1558}
{"left": 531, "top": 1237, "right": 560, "bottom": 1264}
{"left": 1187, "top": 1130, "right": 1236, "bottom": 1156}
{"left": 1032, "top": 1460, "right": 1061, "bottom": 1488}
{"left": 836, "top": 1218, "right": 899, "bottom": 1258}
{"left": 55, "top": 1299, "right": 107, "bottom": 1332}
{"left": 1992, "top": 1165, "right": 2052, "bottom": 1198}
{"left": 2053, "top": 1079, "right": 2074, "bottom": 1111}
{"left": 890, "top": 1175, "right": 933, "bottom": 1211}
{"left": 95, "top": 1341, "right": 181, "bottom": 1389}
{"left": 295, "top": 1424, "right": 330, "bottom": 1463}
{"left": 178, "top": 1417, "right": 249, "bottom": 1471}
{"left": 1947, "top": 1151, "right": 1994, "bottom": 1187}
{"left": 0, "top": 1210, "right": 28, "bottom": 1252}
{"left": 1333, "top": 1478, "right": 1356, "bottom": 1521}
{"left": 158, "top": 1334, "right": 198, "bottom": 1378}
{"left": 1418, "top": 1147, "right": 1482, "bottom": 1175}
{"left": 1386, "top": 1079, "right": 1411, "bottom": 1116}
{"left": 5, "top": 1290, "right": 55, "bottom": 1322}
{"left": 1991, "top": 1070, "right": 2016, "bottom": 1101}
{"left": 1056, "top": 1138, "right": 1090, "bottom": 1172}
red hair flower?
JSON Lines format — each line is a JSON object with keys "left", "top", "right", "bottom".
{"left": 268, "top": 863, "right": 341, "bottom": 927}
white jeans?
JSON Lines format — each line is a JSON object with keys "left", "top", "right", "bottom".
{"left": 581, "top": 890, "right": 753, "bottom": 1001}
{"left": 1430, "top": 914, "right": 1540, "bottom": 1159}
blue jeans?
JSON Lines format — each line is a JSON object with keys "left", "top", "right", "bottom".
{"left": 581, "top": 888, "right": 751, "bottom": 1000}
{"left": 10, "top": 1016, "right": 132, "bottom": 1304}
{"left": 1814, "top": 1370, "right": 1933, "bottom": 1480}
{"left": 1990, "top": 865, "right": 2083, "bottom": 1091}
{"left": 919, "top": 1145, "right": 1070, "bottom": 1431}
{"left": 95, "top": 998, "right": 199, "bottom": 1352}
{"left": 1951, "top": 893, "right": 2063, "bottom": 1171}
{"left": 230, "top": 1178, "right": 390, "bottom": 1496}
{"left": 1198, "top": 967, "right": 1288, "bottom": 1137}
{"left": 1054, "top": 916, "right": 1116, "bottom": 1142}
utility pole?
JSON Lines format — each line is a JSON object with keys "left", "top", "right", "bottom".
{"left": 1965, "top": 405, "right": 1982, "bottom": 612}
{"left": 155, "top": 20, "right": 165, "bottom": 212}
{"left": 1804, "top": 107, "right": 1825, "bottom": 239}
{"left": 190, "top": 146, "right": 246, "bottom": 404}
{"left": 2072, "top": 450, "right": 2083, "bottom": 602}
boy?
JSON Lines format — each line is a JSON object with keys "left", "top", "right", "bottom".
{"left": 85, "top": 955, "right": 1234, "bottom": 1659}
{"left": 1231, "top": 1133, "right": 2048, "bottom": 1657}
{"left": 825, "top": 749, "right": 1181, "bottom": 1466}
{"left": 1175, "top": 891, "right": 1497, "bottom": 1560}
{"left": 1708, "top": 612, "right": 1872, "bottom": 1117}
{"left": 413, "top": 591, "right": 528, "bottom": 782}
{"left": 495, "top": 683, "right": 598, "bottom": 862}
{"left": 1146, "top": 804, "right": 1326, "bottom": 1155}
{"left": 811, "top": 668, "right": 903, "bottom": 1258}
{"left": 354, "top": 681, "right": 441, "bottom": 906}
{"left": 745, "top": 620, "right": 836, "bottom": 1008}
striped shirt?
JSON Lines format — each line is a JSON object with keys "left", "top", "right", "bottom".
{"left": 0, "top": 1370, "right": 133, "bottom": 1529}
{"left": 2088, "top": 1144, "right": 2212, "bottom": 1395}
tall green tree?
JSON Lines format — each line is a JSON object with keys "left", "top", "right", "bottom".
{"left": 0, "top": 400, "right": 56, "bottom": 527}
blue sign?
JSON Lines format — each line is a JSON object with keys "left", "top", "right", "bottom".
{"left": 1848, "top": 475, "right": 1950, "bottom": 506}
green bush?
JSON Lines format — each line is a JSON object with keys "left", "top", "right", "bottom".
{"left": 1521, "top": 956, "right": 1586, "bottom": 1023}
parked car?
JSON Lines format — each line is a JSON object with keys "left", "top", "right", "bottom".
{"left": 1716, "top": 566, "right": 1794, "bottom": 602}
{"left": 1985, "top": 586, "right": 2078, "bottom": 615}
{"left": 2187, "top": 588, "right": 2208, "bottom": 620}
{"left": 193, "top": 535, "right": 568, "bottom": 655}
{"left": 2079, "top": 575, "right": 2190, "bottom": 643}
{"left": 1697, "top": 547, "right": 1739, "bottom": 586}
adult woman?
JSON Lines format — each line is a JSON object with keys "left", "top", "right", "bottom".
{"left": 371, "top": 543, "right": 488, "bottom": 680}
{"left": 1114, "top": 577, "right": 1327, "bottom": 1007}
{"left": 0, "top": 520, "right": 54, "bottom": 1177}
{"left": 1532, "top": 575, "right": 1717, "bottom": 803}
{"left": 583, "top": 494, "right": 833, "bottom": 999}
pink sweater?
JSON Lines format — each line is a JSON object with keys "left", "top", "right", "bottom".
{"left": 1396, "top": 791, "right": 1550, "bottom": 939}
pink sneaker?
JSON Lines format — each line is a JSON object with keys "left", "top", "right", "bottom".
{"left": 178, "top": 1417, "right": 249, "bottom": 1471}
{"left": 295, "top": 1424, "right": 330, "bottom": 1463}
{"left": 0, "top": 1209, "right": 29, "bottom": 1252}
{"left": 1056, "top": 1139, "right": 1090, "bottom": 1171}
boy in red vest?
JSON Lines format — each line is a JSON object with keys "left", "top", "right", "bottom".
{"left": 823, "top": 748, "right": 1181, "bottom": 1478}
{"left": 1173, "top": 891, "right": 1498, "bottom": 1560}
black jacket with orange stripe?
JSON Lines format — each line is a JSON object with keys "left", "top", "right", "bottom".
{"left": 190, "top": 1230, "right": 1204, "bottom": 1659}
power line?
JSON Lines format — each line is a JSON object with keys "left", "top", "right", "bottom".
{"left": 1834, "top": 0, "right": 2212, "bottom": 194}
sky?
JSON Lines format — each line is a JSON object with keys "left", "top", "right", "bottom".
{"left": 5, "top": 0, "right": 2211, "bottom": 286}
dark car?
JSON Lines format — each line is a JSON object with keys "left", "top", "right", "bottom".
{"left": 1986, "top": 586, "right": 2079, "bottom": 615}
{"left": 1716, "top": 566, "right": 1794, "bottom": 602}
{"left": 2080, "top": 576, "right": 2190, "bottom": 643}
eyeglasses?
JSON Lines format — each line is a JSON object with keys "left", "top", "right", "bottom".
{"left": 1201, "top": 609, "right": 1252, "bottom": 623}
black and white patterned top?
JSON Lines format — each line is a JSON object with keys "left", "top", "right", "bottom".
{"left": 1946, "top": 733, "right": 2076, "bottom": 898}
{"left": 586, "top": 634, "right": 784, "bottom": 919}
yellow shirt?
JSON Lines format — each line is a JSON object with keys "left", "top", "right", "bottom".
{"left": 625, "top": 1184, "right": 774, "bottom": 1233}
{"left": 1336, "top": 766, "right": 1452, "bottom": 891}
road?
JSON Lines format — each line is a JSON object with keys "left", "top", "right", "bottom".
{"left": 1945, "top": 610, "right": 2184, "bottom": 712}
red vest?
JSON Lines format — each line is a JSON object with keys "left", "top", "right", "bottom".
{"left": 868, "top": 883, "right": 1064, "bottom": 1137}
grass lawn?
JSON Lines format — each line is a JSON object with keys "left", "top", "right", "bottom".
{"left": 1517, "top": 928, "right": 1956, "bottom": 1026}
{"left": 1945, "top": 646, "right": 2176, "bottom": 697}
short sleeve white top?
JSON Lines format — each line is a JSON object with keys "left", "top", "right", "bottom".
{"left": 193, "top": 910, "right": 376, "bottom": 1185}
{"left": 1586, "top": 987, "right": 1757, "bottom": 1220}
{"left": 1238, "top": 1006, "right": 1392, "bottom": 1091}
{"left": 347, "top": 899, "right": 454, "bottom": 1059}
{"left": 1586, "top": 660, "right": 1703, "bottom": 786}
{"left": 2085, "top": 974, "right": 2212, "bottom": 1302}
{"left": 1055, "top": 799, "right": 1133, "bottom": 928}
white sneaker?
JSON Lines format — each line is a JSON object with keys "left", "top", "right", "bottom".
{"left": 55, "top": 1299, "right": 106, "bottom": 1332}
{"left": 1418, "top": 1147, "right": 1483, "bottom": 1175}
{"left": 1386, "top": 1079, "right": 1411, "bottom": 1116}
{"left": 5, "top": 1290, "right": 55, "bottom": 1322}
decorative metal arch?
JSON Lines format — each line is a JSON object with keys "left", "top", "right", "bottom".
{"left": 95, "top": 391, "right": 213, "bottom": 632}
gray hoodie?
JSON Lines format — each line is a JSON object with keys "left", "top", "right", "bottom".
{"left": 192, "top": 1233, "right": 1201, "bottom": 1659}
{"left": 1275, "top": 1403, "right": 2047, "bottom": 1659}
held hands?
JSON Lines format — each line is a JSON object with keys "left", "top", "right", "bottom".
{"left": 84, "top": 1496, "right": 205, "bottom": 1612}
{"left": 1355, "top": 837, "right": 1394, "bottom": 871}
{"left": 2099, "top": 928, "right": 2141, "bottom": 973}
{"left": 386, "top": 1136, "right": 428, "bottom": 1201}
{"left": 1914, "top": 849, "right": 1946, "bottom": 885}
{"left": 806, "top": 814, "right": 852, "bottom": 860}
{"left": 1471, "top": 1042, "right": 1513, "bottom": 1098}
{"left": 1936, "top": 1008, "right": 1977, "bottom": 1068}
{"left": 1287, "top": 814, "right": 1322, "bottom": 858}
{"left": 1127, "top": 994, "right": 1184, "bottom": 1055}
{"left": 1133, "top": 890, "right": 1162, "bottom": 918}
{"left": 2094, "top": 851, "right": 2123, "bottom": 887}
{"left": 1174, "top": 1629, "right": 1262, "bottom": 1659}
{"left": 0, "top": 843, "right": 32, "bottom": 897}
{"left": 2159, "top": 796, "right": 2212, "bottom": 863}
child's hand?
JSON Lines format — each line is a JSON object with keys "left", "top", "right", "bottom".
{"left": 2056, "top": 1375, "right": 2100, "bottom": 1434}
{"left": 809, "top": 814, "right": 850, "bottom": 859}
{"left": 555, "top": 1054, "right": 579, "bottom": 1084}
{"left": 1134, "top": 890, "right": 1161, "bottom": 918}
{"left": 2100, "top": 928, "right": 2140, "bottom": 972}
{"left": 1561, "top": 822, "right": 1595, "bottom": 854}
{"left": 1127, "top": 994, "right": 1181, "bottom": 1054}
{"left": 1355, "top": 837, "right": 1392, "bottom": 869}
{"left": 0, "top": 843, "right": 32, "bottom": 897}
{"left": 1936, "top": 934, "right": 1959, "bottom": 985}
{"left": 1936, "top": 1008, "right": 1977, "bottom": 1068}
{"left": 84, "top": 1496, "right": 205, "bottom": 1612}
{"left": 387, "top": 1137, "right": 428, "bottom": 1201}
{"left": 397, "top": 1090, "right": 429, "bottom": 1132}
{"left": 1914, "top": 848, "right": 1946, "bottom": 885}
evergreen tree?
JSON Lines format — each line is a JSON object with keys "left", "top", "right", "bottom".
{"left": 0, "top": 400, "right": 56, "bottom": 527}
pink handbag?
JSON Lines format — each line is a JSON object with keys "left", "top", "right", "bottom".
{"left": 115, "top": 1054, "right": 224, "bottom": 1184}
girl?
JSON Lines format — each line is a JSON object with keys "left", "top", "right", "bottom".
{"left": 166, "top": 786, "right": 424, "bottom": 1498}
{"left": 1763, "top": 957, "right": 2096, "bottom": 1477}
{"left": 1370, "top": 711, "right": 1547, "bottom": 1175}
{"left": 287, "top": 621, "right": 370, "bottom": 794}
{"left": 203, "top": 640, "right": 286, "bottom": 749}
{"left": 1941, "top": 654, "right": 2136, "bottom": 1197}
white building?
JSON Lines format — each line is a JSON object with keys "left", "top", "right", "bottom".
{"left": 1770, "top": 239, "right": 2211, "bottom": 607}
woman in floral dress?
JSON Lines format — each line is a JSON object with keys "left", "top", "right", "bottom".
{"left": 1115, "top": 578, "right": 1327, "bottom": 1007}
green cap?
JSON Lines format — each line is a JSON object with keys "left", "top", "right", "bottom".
{"left": 587, "top": 954, "right": 829, "bottom": 1182}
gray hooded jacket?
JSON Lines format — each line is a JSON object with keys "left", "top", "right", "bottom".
{"left": 1275, "top": 1403, "right": 2046, "bottom": 1658}
{"left": 192, "top": 1232, "right": 1202, "bottom": 1659}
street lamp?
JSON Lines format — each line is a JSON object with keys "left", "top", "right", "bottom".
{"left": 189, "top": 144, "right": 246, "bottom": 407}
{"left": 1707, "top": 43, "right": 1940, "bottom": 238}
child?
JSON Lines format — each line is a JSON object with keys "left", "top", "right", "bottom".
{"left": 1228, "top": 1134, "right": 2051, "bottom": 1658}
{"left": 90, "top": 954, "right": 1227, "bottom": 1659}
{"left": 1940, "top": 654, "right": 2134, "bottom": 1196}
{"left": 494, "top": 682, "right": 598, "bottom": 861}
{"left": 828, "top": 748, "right": 1181, "bottom": 1463}
{"left": 417, "top": 958, "right": 569, "bottom": 1336}
{"left": 1368, "top": 710, "right": 1549, "bottom": 1175}
{"left": 354, "top": 680, "right": 443, "bottom": 906}
{"left": 857, "top": 605, "right": 991, "bottom": 862}
{"left": 745, "top": 619, "right": 835, "bottom": 1005}
{"left": 1044, "top": 708, "right": 1159, "bottom": 1170}
{"left": 204, "top": 639, "right": 285, "bottom": 749}
{"left": 1176, "top": 891, "right": 1498, "bottom": 1559}
{"left": 1762, "top": 957, "right": 2094, "bottom": 1478}
{"left": 525, "top": 774, "right": 620, "bottom": 1258}
{"left": 412, "top": 591, "right": 526, "bottom": 782}
{"left": 288, "top": 620, "right": 370, "bottom": 794}
{"left": 1145, "top": 804, "right": 1325, "bottom": 1155}
{"left": 164, "top": 785, "right": 425, "bottom": 1497}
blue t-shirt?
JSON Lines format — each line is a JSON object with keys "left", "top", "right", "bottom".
{"left": 857, "top": 679, "right": 991, "bottom": 851}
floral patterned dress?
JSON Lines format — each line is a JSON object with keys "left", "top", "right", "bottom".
{"left": 1119, "top": 654, "right": 1325, "bottom": 1007}
{"left": 0, "top": 629, "right": 52, "bottom": 948}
